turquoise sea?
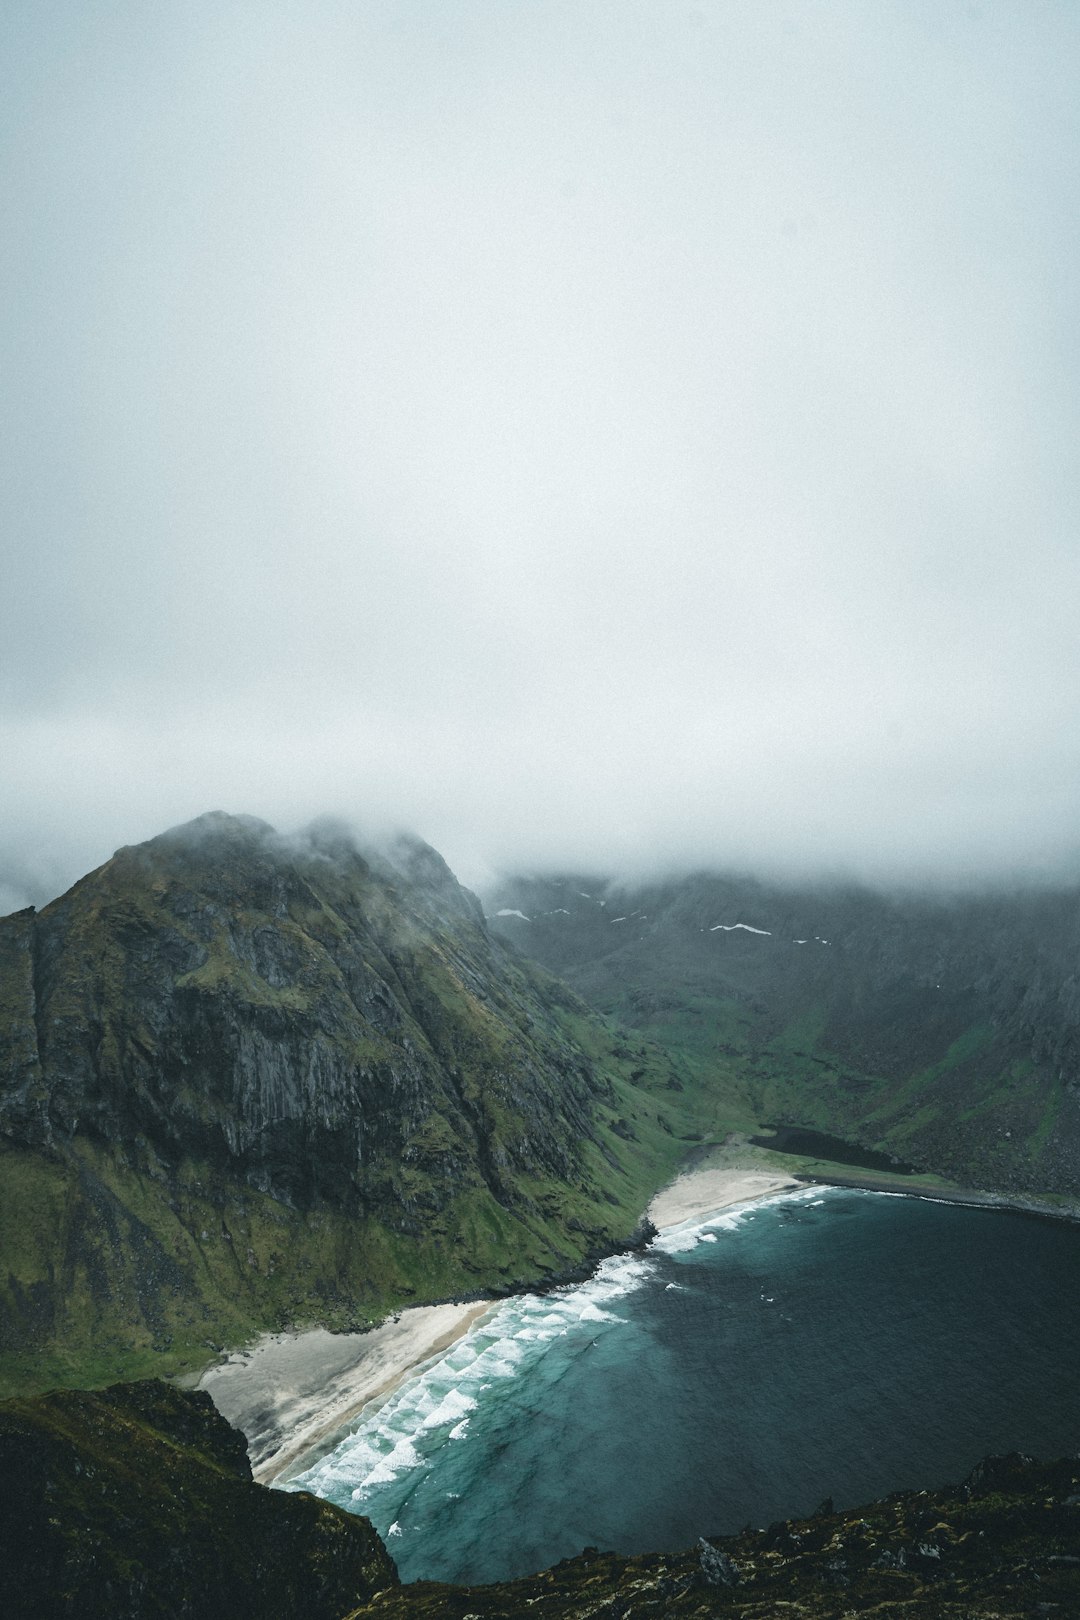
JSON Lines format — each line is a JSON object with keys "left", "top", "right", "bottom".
{"left": 287, "top": 1189, "right": 1080, "bottom": 1584}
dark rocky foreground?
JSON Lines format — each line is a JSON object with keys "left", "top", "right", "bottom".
{"left": 0, "top": 1380, "right": 397, "bottom": 1618}
{"left": 1, "top": 1380, "right": 1077, "bottom": 1620}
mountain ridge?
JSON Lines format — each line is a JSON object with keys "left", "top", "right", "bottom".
{"left": 0, "top": 815, "right": 693, "bottom": 1394}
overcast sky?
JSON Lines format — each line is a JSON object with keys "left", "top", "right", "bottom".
{"left": 3, "top": 1, "right": 1079, "bottom": 908}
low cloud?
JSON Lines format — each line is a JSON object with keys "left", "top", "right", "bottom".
{"left": 3, "top": 3, "right": 1079, "bottom": 907}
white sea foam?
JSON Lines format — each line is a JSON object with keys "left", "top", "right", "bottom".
{"left": 579, "top": 1301, "right": 620, "bottom": 1322}
{"left": 650, "top": 1186, "right": 823, "bottom": 1257}
{"left": 286, "top": 1249, "right": 655, "bottom": 1509}
{"left": 288, "top": 1196, "right": 833, "bottom": 1514}
{"left": 421, "top": 1389, "right": 476, "bottom": 1429}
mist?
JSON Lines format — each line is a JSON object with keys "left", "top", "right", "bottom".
{"left": 3, "top": 2, "right": 1079, "bottom": 910}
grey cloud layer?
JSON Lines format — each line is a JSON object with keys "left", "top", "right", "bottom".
{"left": 3, "top": 2, "right": 1079, "bottom": 904}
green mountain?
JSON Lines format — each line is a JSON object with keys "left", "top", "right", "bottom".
{"left": 5, "top": 829, "right": 1080, "bottom": 1615}
{"left": 0, "top": 815, "right": 695, "bottom": 1395}
{"left": 486, "top": 871, "right": 1080, "bottom": 1200}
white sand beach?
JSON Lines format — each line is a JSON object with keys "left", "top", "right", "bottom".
{"left": 199, "top": 1300, "right": 493, "bottom": 1485}
{"left": 199, "top": 1159, "right": 800, "bottom": 1487}
{"left": 647, "top": 1163, "right": 802, "bottom": 1229}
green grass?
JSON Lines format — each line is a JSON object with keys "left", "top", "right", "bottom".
{"left": 867, "top": 1024, "right": 995, "bottom": 1121}
{"left": 1029, "top": 1080, "right": 1063, "bottom": 1162}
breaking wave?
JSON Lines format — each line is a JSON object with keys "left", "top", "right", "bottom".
{"left": 286, "top": 1188, "right": 821, "bottom": 1517}
{"left": 278, "top": 1188, "right": 1080, "bottom": 1586}
{"left": 285, "top": 1249, "right": 654, "bottom": 1510}
{"left": 650, "top": 1184, "right": 822, "bottom": 1255}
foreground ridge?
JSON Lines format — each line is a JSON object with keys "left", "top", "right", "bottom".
{"left": 349, "top": 1452, "right": 1080, "bottom": 1619}
{"left": 0, "top": 1379, "right": 397, "bottom": 1619}
{"left": 2, "top": 1379, "right": 1077, "bottom": 1620}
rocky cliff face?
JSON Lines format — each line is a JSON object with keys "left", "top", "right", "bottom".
{"left": 0, "top": 1379, "right": 397, "bottom": 1620}
{"left": 4, "top": 812, "right": 605, "bottom": 1211}
{"left": 0, "top": 816, "right": 685, "bottom": 1392}
{"left": 486, "top": 872, "right": 1080, "bottom": 1196}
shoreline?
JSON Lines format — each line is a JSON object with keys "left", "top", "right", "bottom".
{"left": 199, "top": 1300, "right": 495, "bottom": 1485}
{"left": 682, "top": 1134, "right": 1080, "bottom": 1226}
{"left": 793, "top": 1167, "right": 1080, "bottom": 1224}
{"left": 198, "top": 1155, "right": 1077, "bottom": 1489}
{"left": 646, "top": 1164, "right": 803, "bottom": 1229}
{"left": 202, "top": 1164, "right": 805, "bottom": 1486}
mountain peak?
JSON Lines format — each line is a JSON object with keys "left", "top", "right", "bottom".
{"left": 150, "top": 810, "right": 278, "bottom": 849}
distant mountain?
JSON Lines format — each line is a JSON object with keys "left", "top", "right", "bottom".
{"left": 0, "top": 815, "right": 690, "bottom": 1393}
{"left": 8, "top": 819, "right": 1077, "bottom": 1396}
{"left": 485, "top": 871, "right": 1080, "bottom": 1198}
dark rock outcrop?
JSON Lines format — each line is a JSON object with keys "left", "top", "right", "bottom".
{"left": 0, "top": 1379, "right": 397, "bottom": 1619}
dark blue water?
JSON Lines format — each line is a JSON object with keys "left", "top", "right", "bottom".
{"left": 288, "top": 1190, "right": 1080, "bottom": 1584}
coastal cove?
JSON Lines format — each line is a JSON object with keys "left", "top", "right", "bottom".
{"left": 200, "top": 1160, "right": 1080, "bottom": 1586}
{"left": 200, "top": 1165, "right": 800, "bottom": 1484}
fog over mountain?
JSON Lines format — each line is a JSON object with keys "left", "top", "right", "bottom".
{"left": 3, "top": 2, "right": 1079, "bottom": 911}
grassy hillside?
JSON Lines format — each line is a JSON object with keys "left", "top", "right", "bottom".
{"left": 487, "top": 872, "right": 1080, "bottom": 1197}
{"left": 0, "top": 816, "right": 721, "bottom": 1396}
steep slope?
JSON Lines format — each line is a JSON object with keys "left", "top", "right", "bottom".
{"left": 486, "top": 872, "right": 1080, "bottom": 1198}
{"left": 0, "top": 815, "right": 690, "bottom": 1393}
{"left": 0, "top": 1379, "right": 397, "bottom": 1619}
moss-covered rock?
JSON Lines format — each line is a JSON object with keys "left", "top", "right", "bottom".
{"left": 0, "top": 1379, "right": 397, "bottom": 1619}
{"left": 0, "top": 815, "right": 696, "bottom": 1392}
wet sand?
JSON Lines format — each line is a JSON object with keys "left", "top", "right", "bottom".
{"left": 199, "top": 1301, "right": 494, "bottom": 1485}
{"left": 199, "top": 1164, "right": 812, "bottom": 1486}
